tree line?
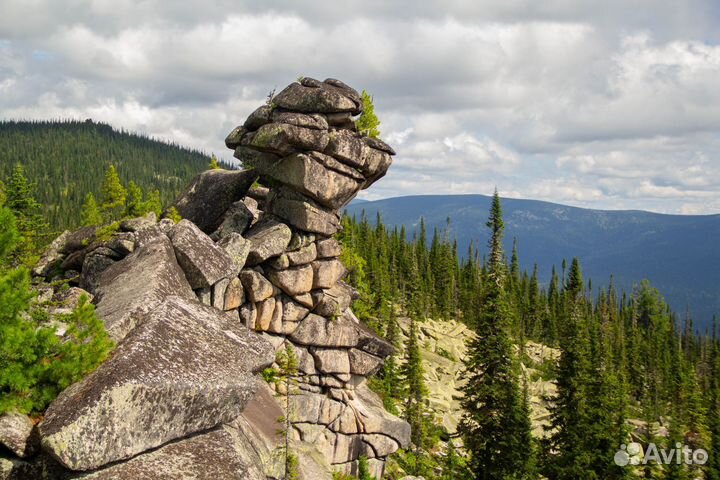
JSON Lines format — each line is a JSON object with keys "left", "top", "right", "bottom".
{"left": 339, "top": 192, "right": 720, "bottom": 480}
{"left": 0, "top": 120, "right": 214, "bottom": 231}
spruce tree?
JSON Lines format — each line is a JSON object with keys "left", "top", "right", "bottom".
{"left": 124, "top": 181, "right": 145, "bottom": 218}
{"left": 4, "top": 163, "right": 49, "bottom": 262}
{"left": 80, "top": 192, "right": 103, "bottom": 226}
{"left": 100, "top": 165, "right": 127, "bottom": 221}
{"left": 458, "top": 190, "right": 535, "bottom": 480}
{"left": 209, "top": 155, "right": 220, "bottom": 170}
{"left": 400, "top": 317, "right": 428, "bottom": 451}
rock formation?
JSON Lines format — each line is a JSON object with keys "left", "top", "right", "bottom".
{"left": 2, "top": 77, "right": 409, "bottom": 479}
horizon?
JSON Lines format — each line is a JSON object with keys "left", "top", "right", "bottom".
{"left": 2, "top": 1, "right": 720, "bottom": 215}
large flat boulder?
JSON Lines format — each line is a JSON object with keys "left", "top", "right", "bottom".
{"left": 268, "top": 188, "right": 341, "bottom": 236}
{"left": 248, "top": 123, "right": 329, "bottom": 156}
{"left": 94, "top": 237, "right": 194, "bottom": 342}
{"left": 273, "top": 82, "right": 357, "bottom": 114}
{"left": 169, "top": 169, "right": 257, "bottom": 234}
{"left": 248, "top": 152, "right": 362, "bottom": 209}
{"left": 0, "top": 413, "right": 35, "bottom": 458}
{"left": 39, "top": 296, "right": 275, "bottom": 471}
{"left": 244, "top": 218, "right": 292, "bottom": 266}
{"left": 78, "top": 426, "right": 266, "bottom": 480}
{"left": 352, "top": 384, "right": 411, "bottom": 449}
{"left": 290, "top": 314, "right": 358, "bottom": 348}
{"left": 168, "top": 220, "right": 236, "bottom": 289}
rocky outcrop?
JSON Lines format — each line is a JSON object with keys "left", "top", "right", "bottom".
{"left": 40, "top": 296, "right": 274, "bottom": 471}
{"left": 14, "top": 77, "right": 405, "bottom": 479}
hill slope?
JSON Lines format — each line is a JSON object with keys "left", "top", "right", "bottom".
{"left": 347, "top": 194, "right": 720, "bottom": 328}
{"left": 0, "top": 120, "right": 211, "bottom": 230}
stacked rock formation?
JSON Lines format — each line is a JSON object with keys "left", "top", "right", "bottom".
{"left": 219, "top": 78, "right": 407, "bottom": 477}
{"left": 1, "top": 77, "right": 408, "bottom": 480}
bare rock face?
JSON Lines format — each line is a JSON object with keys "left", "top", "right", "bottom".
{"left": 273, "top": 82, "right": 358, "bottom": 114}
{"left": 290, "top": 314, "right": 359, "bottom": 348}
{"left": 94, "top": 237, "right": 195, "bottom": 342}
{"left": 168, "top": 220, "right": 237, "bottom": 289}
{"left": 244, "top": 218, "right": 292, "bottom": 266}
{"left": 170, "top": 169, "right": 257, "bottom": 234}
{"left": 39, "top": 296, "right": 274, "bottom": 471}
{"left": 78, "top": 426, "right": 266, "bottom": 480}
{"left": 0, "top": 413, "right": 35, "bottom": 458}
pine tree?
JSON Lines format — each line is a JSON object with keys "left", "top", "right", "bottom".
{"left": 144, "top": 190, "right": 163, "bottom": 217}
{"left": 209, "top": 155, "right": 220, "bottom": 170}
{"left": 459, "top": 190, "right": 535, "bottom": 480}
{"left": 356, "top": 90, "right": 381, "bottom": 138}
{"left": 4, "top": 163, "right": 49, "bottom": 262}
{"left": 400, "top": 317, "right": 428, "bottom": 451}
{"left": 0, "top": 207, "right": 113, "bottom": 414}
{"left": 124, "top": 181, "right": 144, "bottom": 218}
{"left": 80, "top": 192, "right": 103, "bottom": 226}
{"left": 100, "top": 165, "right": 127, "bottom": 222}
{"left": 275, "top": 345, "right": 299, "bottom": 480}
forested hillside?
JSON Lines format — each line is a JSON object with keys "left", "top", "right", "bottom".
{"left": 339, "top": 202, "right": 720, "bottom": 479}
{"left": 346, "top": 194, "right": 720, "bottom": 329}
{"left": 0, "top": 120, "right": 212, "bottom": 230}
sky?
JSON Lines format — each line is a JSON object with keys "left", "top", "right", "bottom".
{"left": 2, "top": 1, "right": 720, "bottom": 214}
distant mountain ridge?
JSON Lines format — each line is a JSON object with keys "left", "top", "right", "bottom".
{"left": 346, "top": 194, "right": 720, "bottom": 329}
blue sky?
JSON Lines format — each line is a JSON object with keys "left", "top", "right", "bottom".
{"left": 1, "top": 1, "right": 720, "bottom": 214}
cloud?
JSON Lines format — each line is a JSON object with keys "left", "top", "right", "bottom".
{"left": 1, "top": 1, "right": 720, "bottom": 213}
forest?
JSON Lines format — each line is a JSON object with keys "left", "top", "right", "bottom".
{"left": 0, "top": 120, "right": 212, "bottom": 230}
{"left": 339, "top": 193, "right": 720, "bottom": 480}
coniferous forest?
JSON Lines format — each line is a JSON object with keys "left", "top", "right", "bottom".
{"left": 0, "top": 120, "right": 212, "bottom": 230}
{"left": 339, "top": 193, "right": 720, "bottom": 480}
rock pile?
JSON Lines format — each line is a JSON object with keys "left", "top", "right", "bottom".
{"left": 2, "top": 77, "right": 408, "bottom": 479}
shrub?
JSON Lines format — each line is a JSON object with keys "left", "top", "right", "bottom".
{"left": 0, "top": 207, "right": 114, "bottom": 415}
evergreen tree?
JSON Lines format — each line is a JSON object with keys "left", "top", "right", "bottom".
{"left": 209, "top": 155, "right": 220, "bottom": 170}
{"left": 0, "top": 207, "right": 113, "bottom": 414}
{"left": 165, "top": 206, "right": 182, "bottom": 223}
{"left": 400, "top": 317, "right": 428, "bottom": 452}
{"left": 4, "top": 163, "right": 49, "bottom": 262}
{"left": 356, "top": 90, "right": 381, "bottom": 138}
{"left": 80, "top": 192, "right": 103, "bottom": 226}
{"left": 459, "top": 190, "right": 535, "bottom": 480}
{"left": 100, "top": 165, "right": 127, "bottom": 221}
{"left": 144, "top": 190, "right": 163, "bottom": 217}
{"left": 124, "top": 180, "right": 145, "bottom": 218}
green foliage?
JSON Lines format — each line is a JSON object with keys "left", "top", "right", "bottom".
{"left": 286, "top": 452, "right": 299, "bottom": 480}
{"left": 80, "top": 192, "right": 103, "bottom": 226}
{"left": 340, "top": 194, "right": 719, "bottom": 480}
{"left": 331, "top": 472, "right": 355, "bottom": 480}
{"left": 0, "top": 120, "right": 208, "bottom": 230}
{"left": 0, "top": 208, "right": 113, "bottom": 414}
{"left": 459, "top": 190, "right": 536, "bottom": 480}
{"left": 356, "top": 90, "right": 381, "bottom": 138}
{"left": 209, "top": 155, "right": 220, "bottom": 170}
{"left": 358, "top": 455, "right": 376, "bottom": 480}
{"left": 165, "top": 206, "right": 182, "bottom": 223}
{"left": 4, "top": 163, "right": 49, "bottom": 263}
{"left": 400, "top": 317, "right": 429, "bottom": 452}
{"left": 124, "top": 180, "right": 144, "bottom": 218}
{"left": 100, "top": 165, "right": 127, "bottom": 222}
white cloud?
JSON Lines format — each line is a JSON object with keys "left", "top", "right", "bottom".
{"left": 1, "top": 1, "right": 720, "bottom": 213}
